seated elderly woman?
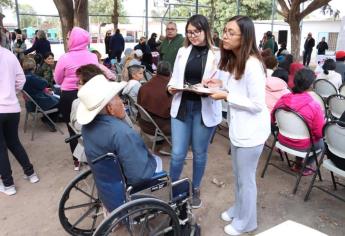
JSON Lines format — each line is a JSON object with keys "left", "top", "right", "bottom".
{"left": 316, "top": 58, "right": 343, "bottom": 89}
{"left": 122, "top": 64, "right": 145, "bottom": 102}
{"left": 22, "top": 57, "right": 60, "bottom": 131}
{"left": 271, "top": 68, "right": 325, "bottom": 176}
{"left": 137, "top": 61, "right": 172, "bottom": 135}
{"left": 262, "top": 54, "right": 290, "bottom": 113}
{"left": 77, "top": 75, "right": 162, "bottom": 212}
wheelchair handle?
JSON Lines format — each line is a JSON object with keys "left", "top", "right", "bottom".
{"left": 92, "top": 153, "right": 117, "bottom": 165}
{"left": 64, "top": 134, "right": 82, "bottom": 143}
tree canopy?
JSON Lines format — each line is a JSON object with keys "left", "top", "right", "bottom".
{"left": 89, "top": 0, "right": 128, "bottom": 25}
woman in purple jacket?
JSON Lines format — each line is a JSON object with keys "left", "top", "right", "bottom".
{"left": 0, "top": 45, "right": 39, "bottom": 196}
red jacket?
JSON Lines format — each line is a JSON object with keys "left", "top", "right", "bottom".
{"left": 271, "top": 92, "right": 325, "bottom": 150}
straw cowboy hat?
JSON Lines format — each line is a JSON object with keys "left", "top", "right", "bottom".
{"left": 76, "top": 75, "right": 127, "bottom": 125}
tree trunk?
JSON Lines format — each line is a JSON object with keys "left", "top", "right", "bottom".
{"left": 53, "top": 0, "right": 74, "bottom": 51}
{"left": 112, "top": 0, "right": 119, "bottom": 31}
{"left": 289, "top": 19, "right": 302, "bottom": 62}
{"left": 74, "top": 0, "right": 89, "bottom": 30}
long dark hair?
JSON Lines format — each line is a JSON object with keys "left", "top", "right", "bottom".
{"left": 219, "top": 15, "right": 263, "bottom": 80}
{"left": 184, "top": 14, "right": 213, "bottom": 49}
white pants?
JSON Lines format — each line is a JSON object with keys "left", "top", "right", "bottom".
{"left": 226, "top": 143, "right": 264, "bottom": 233}
{"left": 153, "top": 154, "right": 163, "bottom": 173}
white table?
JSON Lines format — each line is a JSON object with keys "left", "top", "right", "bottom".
{"left": 256, "top": 220, "right": 328, "bottom": 236}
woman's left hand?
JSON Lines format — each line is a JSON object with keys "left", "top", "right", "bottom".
{"left": 209, "top": 91, "right": 228, "bottom": 100}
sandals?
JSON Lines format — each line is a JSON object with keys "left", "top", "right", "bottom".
{"left": 290, "top": 164, "right": 315, "bottom": 176}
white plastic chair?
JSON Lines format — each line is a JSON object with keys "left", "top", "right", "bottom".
{"left": 327, "top": 94, "right": 345, "bottom": 119}
{"left": 313, "top": 79, "right": 338, "bottom": 99}
{"left": 261, "top": 108, "right": 323, "bottom": 194}
{"left": 339, "top": 83, "right": 345, "bottom": 96}
{"left": 305, "top": 121, "right": 345, "bottom": 202}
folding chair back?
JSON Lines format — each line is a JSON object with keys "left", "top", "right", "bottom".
{"left": 313, "top": 79, "right": 338, "bottom": 99}
{"left": 307, "top": 91, "right": 327, "bottom": 118}
{"left": 22, "top": 90, "right": 63, "bottom": 140}
{"left": 340, "top": 83, "right": 345, "bottom": 96}
{"left": 275, "top": 108, "right": 311, "bottom": 140}
{"left": 121, "top": 94, "right": 137, "bottom": 123}
{"left": 324, "top": 121, "right": 345, "bottom": 158}
{"left": 327, "top": 94, "right": 345, "bottom": 119}
{"left": 134, "top": 103, "right": 171, "bottom": 152}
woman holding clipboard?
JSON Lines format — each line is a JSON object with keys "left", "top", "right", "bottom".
{"left": 167, "top": 14, "right": 222, "bottom": 209}
{"left": 206, "top": 16, "right": 270, "bottom": 235}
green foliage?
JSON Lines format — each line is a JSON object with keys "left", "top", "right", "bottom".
{"left": 0, "top": 0, "right": 13, "bottom": 8}
{"left": 167, "top": 0, "right": 272, "bottom": 33}
{"left": 89, "top": 0, "right": 128, "bottom": 25}
{"left": 16, "top": 4, "right": 41, "bottom": 28}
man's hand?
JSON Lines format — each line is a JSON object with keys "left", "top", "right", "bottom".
{"left": 209, "top": 91, "right": 228, "bottom": 100}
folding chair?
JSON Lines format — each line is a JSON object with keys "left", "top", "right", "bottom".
{"left": 22, "top": 90, "right": 64, "bottom": 141}
{"left": 313, "top": 79, "right": 338, "bottom": 100}
{"left": 305, "top": 121, "right": 345, "bottom": 202}
{"left": 308, "top": 91, "right": 327, "bottom": 119}
{"left": 121, "top": 94, "right": 137, "bottom": 123}
{"left": 134, "top": 103, "right": 171, "bottom": 153}
{"left": 327, "top": 94, "right": 345, "bottom": 120}
{"left": 340, "top": 83, "right": 345, "bottom": 96}
{"left": 261, "top": 107, "right": 323, "bottom": 194}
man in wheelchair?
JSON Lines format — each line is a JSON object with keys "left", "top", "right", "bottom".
{"left": 76, "top": 75, "right": 163, "bottom": 211}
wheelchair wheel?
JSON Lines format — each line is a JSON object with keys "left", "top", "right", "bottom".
{"left": 58, "top": 168, "right": 103, "bottom": 236}
{"left": 93, "top": 198, "right": 181, "bottom": 236}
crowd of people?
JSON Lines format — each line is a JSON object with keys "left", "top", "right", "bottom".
{"left": 1, "top": 13, "right": 345, "bottom": 236}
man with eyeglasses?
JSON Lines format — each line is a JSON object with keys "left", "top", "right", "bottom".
{"left": 159, "top": 22, "right": 184, "bottom": 69}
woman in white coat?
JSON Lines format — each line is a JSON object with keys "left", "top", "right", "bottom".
{"left": 167, "top": 14, "right": 222, "bottom": 209}
{"left": 206, "top": 16, "right": 270, "bottom": 235}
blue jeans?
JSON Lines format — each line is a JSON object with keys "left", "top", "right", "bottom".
{"left": 169, "top": 100, "right": 215, "bottom": 189}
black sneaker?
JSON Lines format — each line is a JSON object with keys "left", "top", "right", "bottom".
{"left": 191, "top": 188, "right": 202, "bottom": 209}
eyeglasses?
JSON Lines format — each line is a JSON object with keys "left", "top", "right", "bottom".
{"left": 186, "top": 30, "right": 201, "bottom": 38}
{"left": 223, "top": 28, "right": 241, "bottom": 38}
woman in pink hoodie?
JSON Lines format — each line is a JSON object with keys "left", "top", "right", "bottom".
{"left": 54, "top": 27, "right": 98, "bottom": 170}
{"left": 272, "top": 68, "right": 325, "bottom": 175}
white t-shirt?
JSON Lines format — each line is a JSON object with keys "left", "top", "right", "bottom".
{"left": 316, "top": 70, "right": 342, "bottom": 89}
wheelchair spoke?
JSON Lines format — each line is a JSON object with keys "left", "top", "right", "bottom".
{"left": 64, "top": 201, "right": 99, "bottom": 211}
{"left": 139, "top": 210, "right": 151, "bottom": 235}
{"left": 72, "top": 205, "right": 99, "bottom": 228}
{"left": 73, "top": 185, "right": 98, "bottom": 201}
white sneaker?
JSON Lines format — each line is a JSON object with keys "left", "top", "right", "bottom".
{"left": 221, "top": 211, "right": 233, "bottom": 222}
{"left": 24, "top": 173, "right": 40, "bottom": 183}
{"left": 0, "top": 181, "right": 16, "bottom": 196}
{"left": 224, "top": 224, "right": 242, "bottom": 236}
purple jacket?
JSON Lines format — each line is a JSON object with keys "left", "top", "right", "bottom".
{"left": 0, "top": 47, "right": 26, "bottom": 113}
{"left": 54, "top": 27, "right": 98, "bottom": 91}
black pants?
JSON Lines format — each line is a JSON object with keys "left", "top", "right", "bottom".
{"left": 111, "top": 51, "right": 122, "bottom": 63}
{"left": 59, "top": 90, "right": 78, "bottom": 161}
{"left": 0, "top": 113, "right": 34, "bottom": 186}
{"left": 303, "top": 49, "right": 312, "bottom": 66}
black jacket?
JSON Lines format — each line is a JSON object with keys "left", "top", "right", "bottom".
{"left": 304, "top": 37, "right": 315, "bottom": 52}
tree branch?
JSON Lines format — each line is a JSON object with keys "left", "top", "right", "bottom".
{"left": 300, "top": 0, "right": 332, "bottom": 20}
{"left": 276, "top": 9, "right": 288, "bottom": 20}
{"left": 277, "top": 0, "right": 290, "bottom": 13}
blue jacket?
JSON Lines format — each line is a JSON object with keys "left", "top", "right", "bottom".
{"left": 23, "top": 72, "right": 59, "bottom": 111}
{"left": 82, "top": 115, "right": 157, "bottom": 211}
{"left": 109, "top": 33, "right": 125, "bottom": 55}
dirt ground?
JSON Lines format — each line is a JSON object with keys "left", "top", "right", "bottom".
{"left": 1, "top": 102, "right": 345, "bottom": 236}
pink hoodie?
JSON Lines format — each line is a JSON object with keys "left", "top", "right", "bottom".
{"left": 54, "top": 27, "right": 98, "bottom": 91}
{"left": 271, "top": 92, "right": 325, "bottom": 150}
{"left": 265, "top": 76, "right": 290, "bottom": 112}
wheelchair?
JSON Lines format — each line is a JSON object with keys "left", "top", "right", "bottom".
{"left": 59, "top": 149, "right": 200, "bottom": 235}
